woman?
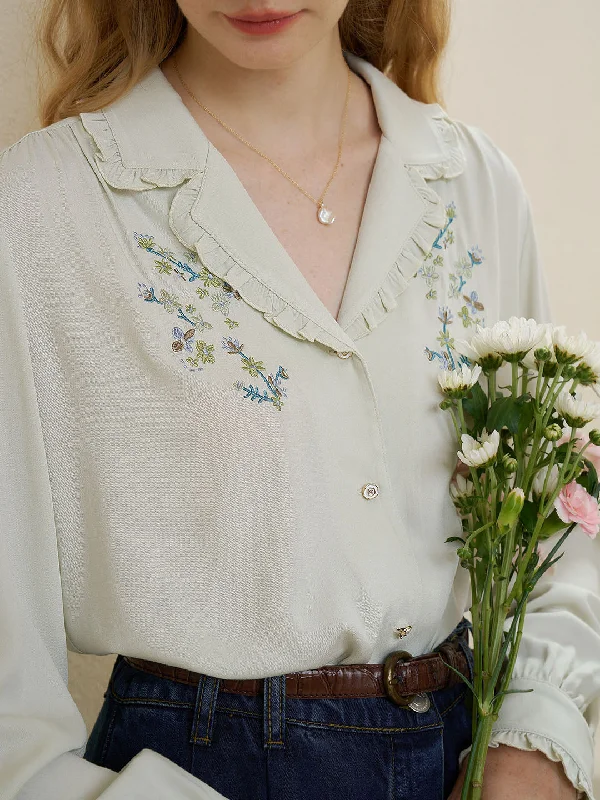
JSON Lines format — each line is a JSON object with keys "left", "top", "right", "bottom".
{"left": 0, "top": 0, "right": 597, "bottom": 798}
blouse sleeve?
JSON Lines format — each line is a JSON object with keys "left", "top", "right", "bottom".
{"left": 0, "top": 140, "right": 228, "bottom": 799}
{"left": 458, "top": 166, "right": 600, "bottom": 800}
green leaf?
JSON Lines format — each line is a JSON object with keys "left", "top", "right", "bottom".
{"left": 520, "top": 500, "right": 539, "bottom": 534}
{"left": 580, "top": 459, "right": 599, "bottom": 500}
{"left": 445, "top": 536, "right": 466, "bottom": 544}
{"left": 438, "top": 657, "right": 479, "bottom": 698}
{"left": 538, "top": 510, "right": 570, "bottom": 540}
{"left": 463, "top": 382, "right": 488, "bottom": 436}
{"left": 553, "top": 442, "right": 570, "bottom": 463}
{"left": 517, "top": 397, "right": 535, "bottom": 437}
{"left": 486, "top": 396, "right": 523, "bottom": 434}
{"left": 494, "top": 688, "right": 534, "bottom": 699}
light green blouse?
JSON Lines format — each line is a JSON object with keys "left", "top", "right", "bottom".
{"left": 0, "top": 52, "right": 598, "bottom": 799}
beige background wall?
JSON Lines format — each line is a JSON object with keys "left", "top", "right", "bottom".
{"left": 1, "top": 0, "right": 599, "bottom": 793}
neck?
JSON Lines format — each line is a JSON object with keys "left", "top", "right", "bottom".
{"left": 167, "top": 29, "right": 352, "bottom": 147}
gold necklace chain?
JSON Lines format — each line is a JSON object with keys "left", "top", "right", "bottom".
{"left": 173, "top": 53, "right": 352, "bottom": 225}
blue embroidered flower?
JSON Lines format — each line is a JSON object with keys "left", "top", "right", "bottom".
{"left": 223, "top": 337, "right": 289, "bottom": 411}
{"left": 468, "top": 245, "right": 484, "bottom": 265}
{"left": 136, "top": 235, "right": 290, "bottom": 410}
{"left": 423, "top": 201, "right": 486, "bottom": 370}
{"left": 172, "top": 326, "right": 195, "bottom": 353}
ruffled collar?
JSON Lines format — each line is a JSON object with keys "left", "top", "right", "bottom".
{"left": 79, "top": 53, "right": 466, "bottom": 355}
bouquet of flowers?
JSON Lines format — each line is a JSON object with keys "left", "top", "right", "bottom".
{"left": 437, "top": 317, "right": 600, "bottom": 800}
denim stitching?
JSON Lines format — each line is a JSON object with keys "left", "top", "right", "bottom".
{"left": 439, "top": 689, "right": 467, "bottom": 718}
{"left": 109, "top": 683, "right": 193, "bottom": 708}
{"left": 99, "top": 702, "right": 119, "bottom": 768}
{"left": 266, "top": 677, "right": 284, "bottom": 746}
{"left": 213, "top": 705, "right": 447, "bottom": 733}
{"left": 191, "top": 675, "right": 207, "bottom": 743}
{"left": 265, "top": 677, "right": 284, "bottom": 745}
{"left": 204, "top": 678, "right": 218, "bottom": 743}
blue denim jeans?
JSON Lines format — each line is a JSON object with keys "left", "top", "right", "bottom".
{"left": 84, "top": 617, "right": 474, "bottom": 799}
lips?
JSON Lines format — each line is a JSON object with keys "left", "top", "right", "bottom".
{"left": 223, "top": 9, "right": 303, "bottom": 35}
{"left": 229, "top": 10, "right": 297, "bottom": 22}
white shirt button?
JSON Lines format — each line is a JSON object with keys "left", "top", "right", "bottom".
{"left": 361, "top": 483, "right": 379, "bottom": 500}
{"left": 336, "top": 350, "right": 353, "bottom": 359}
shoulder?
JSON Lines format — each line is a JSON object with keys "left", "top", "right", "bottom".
{"left": 0, "top": 117, "right": 95, "bottom": 200}
{"left": 446, "top": 115, "right": 531, "bottom": 213}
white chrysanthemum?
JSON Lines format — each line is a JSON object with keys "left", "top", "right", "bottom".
{"left": 578, "top": 343, "right": 600, "bottom": 385}
{"left": 454, "top": 332, "right": 502, "bottom": 365}
{"left": 458, "top": 429, "right": 500, "bottom": 468}
{"left": 458, "top": 317, "right": 546, "bottom": 365}
{"left": 552, "top": 326, "right": 594, "bottom": 364}
{"left": 554, "top": 391, "right": 600, "bottom": 428}
{"left": 450, "top": 473, "right": 475, "bottom": 501}
{"left": 521, "top": 323, "right": 555, "bottom": 371}
{"left": 531, "top": 465, "right": 560, "bottom": 499}
{"left": 438, "top": 364, "right": 482, "bottom": 396}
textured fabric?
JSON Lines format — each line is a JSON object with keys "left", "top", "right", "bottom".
{"left": 0, "top": 51, "right": 598, "bottom": 799}
{"left": 80, "top": 618, "right": 475, "bottom": 800}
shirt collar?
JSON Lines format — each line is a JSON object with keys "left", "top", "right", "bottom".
{"left": 79, "top": 52, "right": 465, "bottom": 191}
{"left": 79, "top": 54, "right": 465, "bottom": 356}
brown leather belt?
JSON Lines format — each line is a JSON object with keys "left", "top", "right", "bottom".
{"left": 122, "top": 628, "right": 470, "bottom": 709}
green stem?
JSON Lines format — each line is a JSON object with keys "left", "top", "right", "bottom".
{"left": 488, "top": 370, "right": 497, "bottom": 405}
{"left": 520, "top": 366, "right": 529, "bottom": 396}
{"left": 461, "top": 714, "right": 495, "bottom": 800}
{"left": 507, "top": 430, "right": 576, "bottom": 606}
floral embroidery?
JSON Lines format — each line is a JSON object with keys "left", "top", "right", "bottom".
{"left": 423, "top": 202, "right": 486, "bottom": 371}
{"left": 134, "top": 231, "right": 242, "bottom": 322}
{"left": 172, "top": 326, "right": 196, "bottom": 353}
{"left": 225, "top": 337, "right": 289, "bottom": 411}
{"left": 138, "top": 283, "right": 213, "bottom": 332}
{"left": 136, "top": 234, "right": 290, "bottom": 409}
{"left": 418, "top": 202, "right": 456, "bottom": 300}
{"left": 186, "top": 340, "right": 216, "bottom": 368}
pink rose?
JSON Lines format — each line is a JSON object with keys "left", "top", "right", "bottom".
{"left": 554, "top": 481, "right": 600, "bottom": 538}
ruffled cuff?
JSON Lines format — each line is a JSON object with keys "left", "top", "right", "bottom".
{"left": 458, "top": 677, "right": 597, "bottom": 799}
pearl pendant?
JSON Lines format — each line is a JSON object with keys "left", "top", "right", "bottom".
{"left": 317, "top": 205, "right": 335, "bottom": 225}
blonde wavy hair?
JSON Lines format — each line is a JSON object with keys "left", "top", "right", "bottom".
{"left": 37, "top": 0, "right": 452, "bottom": 128}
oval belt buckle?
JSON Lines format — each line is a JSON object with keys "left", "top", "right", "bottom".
{"left": 383, "top": 650, "right": 431, "bottom": 713}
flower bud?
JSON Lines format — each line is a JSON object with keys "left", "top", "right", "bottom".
{"left": 543, "top": 423, "right": 563, "bottom": 441}
{"left": 439, "top": 398, "right": 453, "bottom": 410}
{"left": 542, "top": 361, "right": 558, "bottom": 378}
{"left": 561, "top": 364, "right": 578, "bottom": 380}
{"left": 497, "top": 488, "right": 525, "bottom": 531}
{"left": 574, "top": 364, "right": 596, "bottom": 386}
{"left": 589, "top": 430, "right": 600, "bottom": 447}
{"left": 501, "top": 454, "right": 518, "bottom": 474}
{"left": 480, "top": 353, "right": 504, "bottom": 371}
{"left": 533, "top": 347, "right": 552, "bottom": 362}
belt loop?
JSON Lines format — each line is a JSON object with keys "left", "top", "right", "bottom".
{"left": 263, "top": 675, "right": 286, "bottom": 749}
{"left": 189, "top": 674, "right": 221, "bottom": 746}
